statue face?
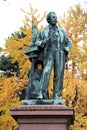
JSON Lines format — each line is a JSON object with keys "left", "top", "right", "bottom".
{"left": 50, "top": 13, "right": 57, "bottom": 26}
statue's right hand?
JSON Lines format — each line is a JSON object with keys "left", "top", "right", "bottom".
{"left": 43, "top": 36, "right": 50, "bottom": 44}
{"left": 36, "top": 36, "right": 50, "bottom": 49}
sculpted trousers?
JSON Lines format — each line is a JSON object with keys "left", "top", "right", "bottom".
{"left": 39, "top": 50, "right": 65, "bottom": 98}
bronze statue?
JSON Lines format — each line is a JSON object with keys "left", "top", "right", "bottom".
{"left": 24, "top": 12, "right": 72, "bottom": 100}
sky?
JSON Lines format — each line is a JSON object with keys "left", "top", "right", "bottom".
{"left": 0, "top": 0, "right": 87, "bottom": 48}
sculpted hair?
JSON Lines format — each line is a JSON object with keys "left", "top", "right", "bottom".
{"left": 46, "top": 12, "right": 56, "bottom": 23}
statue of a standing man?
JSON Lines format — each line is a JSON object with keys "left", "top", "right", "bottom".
{"left": 35, "top": 12, "right": 72, "bottom": 99}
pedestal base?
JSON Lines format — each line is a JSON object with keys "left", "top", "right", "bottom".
{"left": 11, "top": 105, "right": 74, "bottom": 130}
{"left": 22, "top": 99, "right": 65, "bottom": 105}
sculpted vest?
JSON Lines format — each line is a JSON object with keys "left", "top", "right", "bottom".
{"left": 39, "top": 26, "right": 69, "bottom": 62}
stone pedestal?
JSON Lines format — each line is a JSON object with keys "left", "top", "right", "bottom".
{"left": 11, "top": 105, "right": 74, "bottom": 130}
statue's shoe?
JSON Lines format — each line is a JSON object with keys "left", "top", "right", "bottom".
{"left": 36, "top": 94, "right": 43, "bottom": 99}
{"left": 53, "top": 93, "right": 60, "bottom": 99}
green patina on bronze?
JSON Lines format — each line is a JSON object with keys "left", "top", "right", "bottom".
{"left": 24, "top": 12, "right": 72, "bottom": 101}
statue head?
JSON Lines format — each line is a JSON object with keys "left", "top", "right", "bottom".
{"left": 46, "top": 12, "right": 57, "bottom": 26}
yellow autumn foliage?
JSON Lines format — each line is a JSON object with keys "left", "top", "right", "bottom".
{"left": 0, "top": 4, "right": 87, "bottom": 130}
{"left": 0, "top": 74, "right": 29, "bottom": 130}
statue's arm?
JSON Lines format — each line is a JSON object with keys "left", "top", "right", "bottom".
{"left": 35, "top": 29, "right": 49, "bottom": 48}
{"left": 35, "top": 31, "right": 44, "bottom": 48}
{"left": 63, "top": 31, "right": 72, "bottom": 54}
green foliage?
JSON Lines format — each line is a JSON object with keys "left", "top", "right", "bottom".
{"left": 0, "top": 54, "right": 19, "bottom": 77}
{"left": 0, "top": 4, "right": 87, "bottom": 130}
{"left": 0, "top": 6, "right": 46, "bottom": 130}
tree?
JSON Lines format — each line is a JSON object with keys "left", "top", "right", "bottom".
{"left": 0, "top": 76, "right": 23, "bottom": 130}
{"left": 0, "top": 54, "right": 19, "bottom": 77}
{"left": 1, "top": 4, "right": 87, "bottom": 130}
{"left": 0, "top": 6, "right": 46, "bottom": 130}
{"left": 5, "top": 6, "right": 46, "bottom": 77}
{"left": 57, "top": 4, "right": 87, "bottom": 130}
